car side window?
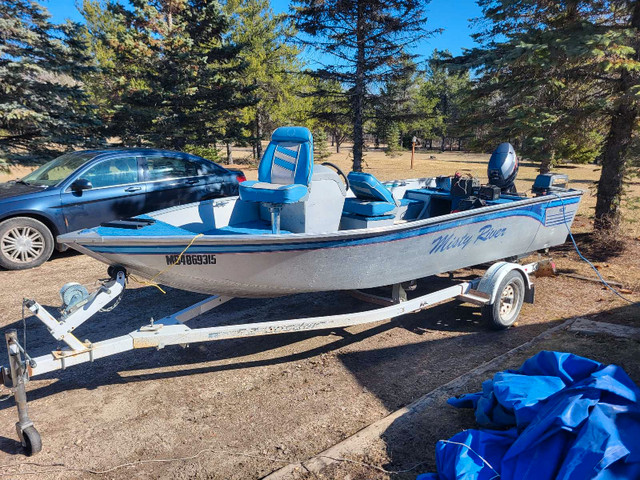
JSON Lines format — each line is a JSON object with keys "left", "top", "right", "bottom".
{"left": 147, "top": 156, "right": 199, "bottom": 181}
{"left": 196, "top": 159, "right": 226, "bottom": 176}
{"left": 81, "top": 157, "right": 139, "bottom": 188}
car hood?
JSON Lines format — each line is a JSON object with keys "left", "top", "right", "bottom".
{"left": 0, "top": 182, "right": 50, "bottom": 201}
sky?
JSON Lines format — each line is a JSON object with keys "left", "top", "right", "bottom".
{"left": 43, "top": 0, "right": 483, "bottom": 58}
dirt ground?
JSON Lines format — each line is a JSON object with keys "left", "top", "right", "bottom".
{"left": 290, "top": 322, "right": 640, "bottom": 480}
{"left": 0, "top": 148, "right": 638, "bottom": 479}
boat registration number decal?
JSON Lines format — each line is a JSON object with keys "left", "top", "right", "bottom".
{"left": 165, "top": 254, "right": 216, "bottom": 266}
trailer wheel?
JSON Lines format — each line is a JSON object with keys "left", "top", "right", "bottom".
{"left": 22, "top": 426, "right": 42, "bottom": 456}
{"left": 482, "top": 270, "right": 525, "bottom": 330}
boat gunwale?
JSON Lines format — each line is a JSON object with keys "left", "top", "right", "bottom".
{"left": 57, "top": 189, "right": 584, "bottom": 246}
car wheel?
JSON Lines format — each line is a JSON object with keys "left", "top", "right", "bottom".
{"left": 0, "top": 217, "right": 55, "bottom": 270}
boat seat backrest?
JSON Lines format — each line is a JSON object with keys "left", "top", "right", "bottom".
{"left": 258, "top": 127, "right": 313, "bottom": 186}
{"left": 347, "top": 172, "right": 398, "bottom": 206}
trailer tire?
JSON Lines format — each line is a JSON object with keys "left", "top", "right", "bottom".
{"left": 482, "top": 270, "right": 525, "bottom": 330}
{"left": 22, "top": 425, "right": 42, "bottom": 456}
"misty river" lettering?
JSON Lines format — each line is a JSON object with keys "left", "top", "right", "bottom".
{"left": 429, "top": 224, "right": 507, "bottom": 254}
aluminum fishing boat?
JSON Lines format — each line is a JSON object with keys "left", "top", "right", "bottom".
{"left": 58, "top": 127, "right": 583, "bottom": 297}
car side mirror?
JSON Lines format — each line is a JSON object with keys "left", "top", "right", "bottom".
{"left": 71, "top": 178, "right": 93, "bottom": 192}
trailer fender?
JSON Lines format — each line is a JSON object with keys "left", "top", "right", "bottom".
{"left": 476, "top": 262, "right": 534, "bottom": 305}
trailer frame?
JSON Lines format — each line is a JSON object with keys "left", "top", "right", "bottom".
{"left": 1, "top": 260, "right": 541, "bottom": 455}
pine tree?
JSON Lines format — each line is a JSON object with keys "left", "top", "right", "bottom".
{"left": 78, "top": 0, "right": 125, "bottom": 132}
{"left": 373, "top": 58, "right": 423, "bottom": 151}
{"left": 427, "top": 51, "right": 472, "bottom": 151}
{"left": 0, "top": 0, "right": 99, "bottom": 164}
{"left": 309, "top": 79, "right": 351, "bottom": 153}
{"left": 225, "top": 0, "right": 304, "bottom": 160}
{"left": 98, "top": 0, "right": 254, "bottom": 149}
{"left": 384, "top": 123, "right": 402, "bottom": 157}
{"left": 313, "top": 128, "right": 331, "bottom": 159}
{"left": 596, "top": 1, "right": 640, "bottom": 229}
{"left": 452, "top": 0, "right": 639, "bottom": 229}
{"left": 292, "top": 0, "right": 433, "bottom": 171}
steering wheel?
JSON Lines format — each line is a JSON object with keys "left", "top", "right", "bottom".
{"left": 321, "top": 162, "right": 350, "bottom": 192}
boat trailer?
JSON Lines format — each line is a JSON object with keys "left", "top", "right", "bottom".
{"left": 1, "top": 260, "right": 545, "bottom": 455}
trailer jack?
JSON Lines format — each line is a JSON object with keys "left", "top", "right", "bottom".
{"left": 2, "top": 329, "right": 41, "bottom": 455}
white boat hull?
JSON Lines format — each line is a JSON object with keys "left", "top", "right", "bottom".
{"left": 62, "top": 192, "right": 582, "bottom": 297}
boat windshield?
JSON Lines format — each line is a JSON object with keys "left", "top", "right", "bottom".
{"left": 21, "top": 152, "right": 96, "bottom": 187}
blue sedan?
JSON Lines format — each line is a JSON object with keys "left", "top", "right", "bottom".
{"left": 0, "top": 149, "right": 246, "bottom": 270}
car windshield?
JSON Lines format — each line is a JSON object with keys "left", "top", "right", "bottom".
{"left": 21, "top": 152, "right": 96, "bottom": 186}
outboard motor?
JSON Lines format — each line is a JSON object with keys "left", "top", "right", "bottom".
{"left": 488, "top": 142, "right": 518, "bottom": 194}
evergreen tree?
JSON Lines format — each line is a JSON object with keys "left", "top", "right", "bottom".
{"left": 225, "top": 0, "right": 304, "bottom": 160}
{"left": 292, "top": 0, "right": 433, "bottom": 171}
{"left": 313, "top": 128, "right": 331, "bottom": 159}
{"left": 78, "top": 0, "right": 125, "bottom": 132}
{"left": 0, "top": 0, "right": 99, "bottom": 164}
{"left": 452, "top": 0, "right": 639, "bottom": 229}
{"left": 101, "top": 0, "right": 254, "bottom": 149}
{"left": 427, "top": 51, "right": 472, "bottom": 151}
{"left": 384, "top": 122, "right": 402, "bottom": 156}
{"left": 410, "top": 74, "right": 441, "bottom": 149}
{"left": 596, "top": 1, "right": 640, "bottom": 229}
{"left": 373, "top": 58, "right": 422, "bottom": 152}
{"left": 309, "top": 79, "right": 351, "bottom": 153}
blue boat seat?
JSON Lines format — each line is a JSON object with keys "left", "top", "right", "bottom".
{"left": 343, "top": 197, "right": 396, "bottom": 216}
{"left": 343, "top": 172, "right": 399, "bottom": 217}
{"left": 239, "top": 127, "right": 313, "bottom": 205}
{"left": 238, "top": 182, "right": 308, "bottom": 204}
{"left": 239, "top": 127, "right": 314, "bottom": 232}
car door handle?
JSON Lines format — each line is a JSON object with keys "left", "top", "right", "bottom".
{"left": 125, "top": 186, "right": 142, "bottom": 192}
{"left": 185, "top": 179, "right": 200, "bottom": 185}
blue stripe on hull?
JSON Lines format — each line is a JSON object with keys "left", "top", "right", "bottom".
{"left": 85, "top": 198, "right": 580, "bottom": 256}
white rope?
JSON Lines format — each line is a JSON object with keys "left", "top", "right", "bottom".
{"left": 439, "top": 439, "right": 501, "bottom": 479}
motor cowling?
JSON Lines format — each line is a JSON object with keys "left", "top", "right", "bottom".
{"left": 488, "top": 142, "right": 518, "bottom": 193}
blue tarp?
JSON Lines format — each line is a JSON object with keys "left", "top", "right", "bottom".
{"left": 418, "top": 351, "right": 640, "bottom": 480}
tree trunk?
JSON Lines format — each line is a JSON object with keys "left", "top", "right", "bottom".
{"left": 226, "top": 142, "right": 233, "bottom": 165}
{"left": 539, "top": 148, "right": 554, "bottom": 174}
{"left": 440, "top": 136, "right": 446, "bottom": 152}
{"left": 428, "top": 138, "right": 432, "bottom": 150}
{"left": 351, "top": 0, "right": 365, "bottom": 172}
{"left": 458, "top": 138, "right": 462, "bottom": 151}
{"left": 595, "top": 106, "right": 637, "bottom": 227}
{"left": 336, "top": 140, "right": 341, "bottom": 153}
{"left": 331, "top": 134, "right": 335, "bottom": 146}
{"left": 595, "top": 0, "right": 640, "bottom": 230}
